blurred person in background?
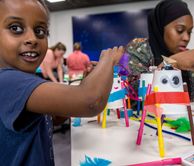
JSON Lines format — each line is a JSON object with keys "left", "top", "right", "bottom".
{"left": 125, "top": 0, "right": 194, "bottom": 100}
{"left": 40, "top": 42, "right": 66, "bottom": 82}
{"left": 67, "top": 42, "right": 90, "bottom": 80}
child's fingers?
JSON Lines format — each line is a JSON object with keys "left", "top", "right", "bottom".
{"left": 100, "top": 48, "right": 111, "bottom": 59}
{"left": 117, "top": 46, "right": 125, "bottom": 57}
{"left": 112, "top": 46, "right": 118, "bottom": 51}
{"left": 112, "top": 46, "right": 124, "bottom": 54}
{"left": 118, "top": 46, "right": 125, "bottom": 53}
{"left": 100, "top": 46, "right": 124, "bottom": 65}
{"left": 112, "top": 46, "right": 125, "bottom": 65}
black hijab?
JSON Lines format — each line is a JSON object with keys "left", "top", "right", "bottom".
{"left": 148, "top": 0, "right": 193, "bottom": 98}
{"left": 148, "top": 0, "right": 191, "bottom": 66}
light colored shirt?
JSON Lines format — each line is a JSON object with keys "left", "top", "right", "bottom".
{"left": 40, "top": 49, "right": 63, "bottom": 78}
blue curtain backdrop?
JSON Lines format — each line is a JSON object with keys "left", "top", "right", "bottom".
{"left": 72, "top": 9, "right": 151, "bottom": 61}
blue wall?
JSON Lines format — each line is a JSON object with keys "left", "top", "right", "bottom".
{"left": 72, "top": 9, "right": 151, "bottom": 61}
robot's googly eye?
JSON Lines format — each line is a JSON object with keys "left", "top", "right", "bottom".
{"left": 170, "top": 75, "right": 181, "bottom": 88}
{"left": 160, "top": 75, "right": 169, "bottom": 85}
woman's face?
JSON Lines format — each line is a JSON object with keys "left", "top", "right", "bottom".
{"left": 164, "top": 15, "right": 193, "bottom": 54}
{"left": 54, "top": 49, "right": 65, "bottom": 58}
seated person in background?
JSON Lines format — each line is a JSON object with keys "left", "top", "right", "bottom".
{"left": 66, "top": 42, "right": 90, "bottom": 80}
{"left": 125, "top": 0, "right": 194, "bottom": 101}
{"left": 40, "top": 42, "right": 66, "bottom": 83}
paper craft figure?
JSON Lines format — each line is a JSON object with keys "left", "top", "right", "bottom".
{"left": 137, "top": 73, "right": 153, "bottom": 115}
{"left": 98, "top": 66, "right": 129, "bottom": 128}
{"left": 136, "top": 69, "right": 193, "bottom": 157}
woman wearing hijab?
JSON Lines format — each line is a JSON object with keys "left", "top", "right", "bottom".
{"left": 126, "top": 0, "right": 193, "bottom": 100}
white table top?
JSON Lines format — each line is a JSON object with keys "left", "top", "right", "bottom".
{"left": 71, "top": 112, "right": 194, "bottom": 166}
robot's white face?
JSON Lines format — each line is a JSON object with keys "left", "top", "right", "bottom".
{"left": 111, "top": 76, "right": 122, "bottom": 93}
{"left": 152, "top": 70, "right": 183, "bottom": 92}
{"left": 150, "top": 70, "right": 187, "bottom": 115}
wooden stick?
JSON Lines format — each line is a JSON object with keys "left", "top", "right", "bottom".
{"left": 183, "top": 83, "right": 194, "bottom": 145}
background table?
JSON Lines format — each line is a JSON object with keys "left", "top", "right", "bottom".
{"left": 71, "top": 111, "right": 194, "bottom": 165}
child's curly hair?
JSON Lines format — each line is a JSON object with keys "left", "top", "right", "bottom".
{"left": 0, "top": 0, "right": 49, "bottom": 16}
{"left": 38, "top": 0, "right": 50, "bottom": 15}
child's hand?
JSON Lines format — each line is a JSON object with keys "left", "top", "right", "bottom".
{"left": 100, "top": 46, "right": 124, "bottom": 66}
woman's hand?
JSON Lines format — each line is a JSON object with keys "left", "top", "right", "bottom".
{"left": 158, "top": 55, "right": 178, "bottom": 69}
{"left": 169, "top": 50, "right": 194, "bottom": 71}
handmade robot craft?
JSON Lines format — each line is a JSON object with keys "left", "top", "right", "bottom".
{"left": 136, "top": 56, "right": 194, "bottom": 157}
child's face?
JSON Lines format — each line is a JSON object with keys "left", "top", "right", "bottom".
{"left": 0, "top": 0, "right": 49, "bottom": 73}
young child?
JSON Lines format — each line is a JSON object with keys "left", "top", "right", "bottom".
{"left": 0, "top": 0, "right": 124, "bottom": 165}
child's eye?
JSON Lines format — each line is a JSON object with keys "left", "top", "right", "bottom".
{"left": 34, "top": 27, "right": 48, "bottom": 39}
{"left": 9, "top": 24, "right": 23, "bottom": 34}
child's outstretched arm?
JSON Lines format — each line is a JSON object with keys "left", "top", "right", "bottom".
{"left": 26, "top": 46, "right": 124, "bottom": 117}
